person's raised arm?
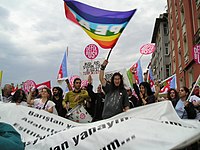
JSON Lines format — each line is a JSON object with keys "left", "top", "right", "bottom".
{"left": 65, "top": 79, "right": 72, "bottom": 91}
{"left": 27, "top": 89, "right": 35, "bottom": 105}
{"left": 99, "top": 59, "right": 108, "bottom": 87}
{"left": 154, "top": 80, "right": 161, "bottom": 98}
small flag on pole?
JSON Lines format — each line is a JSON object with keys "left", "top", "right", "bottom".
{"left": 160, "top": 74, "right": 177, "bottom": 94}
{"left": 57, "top": 50, "right": 68, "bottom": 81}
{"left": 147, "top": 67, "right": 155, "bottom": 91}
{"left": 127, "top": 59, "right": 143, "bottom": 87}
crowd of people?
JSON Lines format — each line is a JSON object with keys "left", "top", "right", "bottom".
{"left": 0, "top": 59, "right": 200, "bottom": 122}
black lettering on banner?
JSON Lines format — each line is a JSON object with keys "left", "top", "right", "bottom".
{"left": 13, "top": 123, "right": 43, "bottom": 139}
{"left": 161, "top": 121, "right": 197, "bottom": 129}
{"left": 100, "top": 135, "right": 136, "bottom": 150}
{"left": 50, "top": 141, "right": 69, "bottom": 150}
{"left": 28, "top": 111, "right": 64, "bottom": 126}
{"left": 101, "top": 139, "right": 120, "bottom": 150}
{"left": 72, "top": 117, "right": 129, "bottom": 146}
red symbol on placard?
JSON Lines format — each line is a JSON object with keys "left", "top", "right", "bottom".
{"left": 80, "top": 113, "right": 86, "bottom": 119}
{"left": 84, "top": 44, "right": 99, "bottom": 60}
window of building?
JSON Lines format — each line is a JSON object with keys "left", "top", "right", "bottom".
{"left": 165, "top": 43, "right": 169, "bottom": 55}
{"left": 177, "top": 25, "right": 180, "bottom": 40}
{"left": 178, "top": 47, "right": 182, "bottom": 67}
{"left": 166, "top": 64, "right": 170, "bottom": 78}
{"left": 188, "top": 68, "right": 194, "bottom": 89}
{"left": 163, "top": 23, "right": 168, "bottom": 35}
{"left": 173, "top": 58, "right": 176, "bottom": 73}
{"left": 180, "top": 77, "right": 185, "bottom": 88}
{"left": 196, "top": 0, "right": 200, "bottom": 7}
{"left": 183, "top": 33, "right": 189, "bottom": 64}
{"left": 198, "top": 15, "right": 200, "bottom": 29}
{"left": 180, "top": 5, "right": 185, "bottom": 25}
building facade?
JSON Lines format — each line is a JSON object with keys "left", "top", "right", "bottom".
{"left": 167, "top": 0, "right": 200, "bottom": 89}
{"left": 151, "top": 13, "right": 170, "bottom": 81}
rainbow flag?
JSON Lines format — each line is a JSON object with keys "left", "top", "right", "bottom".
{"left": 64, "top": 0, "right": 136, "bottom": 49}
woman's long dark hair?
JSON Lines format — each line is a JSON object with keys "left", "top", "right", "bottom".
{"left": 52, "top": 87, "right": 63, "bottom": 99}
{"left": 110, "top": 72, "right": 125, "bottom": 91}
{"left": 167, "top": 88, "right": 179, "bottom": 100}
{"left": 139, "top": 82, "right": 154, "bottom": 97}
{"left": 12, "top": 89, "right": 27, "bottom": 103}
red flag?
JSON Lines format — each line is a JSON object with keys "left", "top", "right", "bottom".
{"left": 36, "top": 81, "right": 51, "bottom": 89}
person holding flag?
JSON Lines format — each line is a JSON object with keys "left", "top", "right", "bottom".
{"left": 131, "top": 69, "right": 160, "bottom": 106}
{"left": 99, "top": 59, "right": 129, "bottom": 119}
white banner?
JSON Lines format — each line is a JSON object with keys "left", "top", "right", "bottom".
{"left": 0, "top": 101, "right": 200, "bottom": 150}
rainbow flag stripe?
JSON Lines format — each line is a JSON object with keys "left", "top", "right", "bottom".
{"left": 64, "top": 0, "right": 136, "bottom": 49}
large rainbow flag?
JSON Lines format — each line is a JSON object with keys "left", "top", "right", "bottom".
{"left": 64, "top": 0, "right": 137, "bottom": 49}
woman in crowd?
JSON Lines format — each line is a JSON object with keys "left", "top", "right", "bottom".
{"left": 175, "top": 87, "right": 196, "bottom": 119}
{"left": 132, "top": 72, "right": 160, "bottom": 106}
{"left": 27, "top": 87, "right": 56, "bottom": 114}
{"left": 12, "top": 89, "right": 28, "bottom": 106}
{"left": 167, "top": 88, "right": 179, "bottom": 107}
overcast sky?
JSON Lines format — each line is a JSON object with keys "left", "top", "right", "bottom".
{"left": 0, "top": 0, "right": 167, "bottom": 88}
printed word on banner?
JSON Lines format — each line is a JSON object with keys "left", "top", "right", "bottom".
{"left": 80, "top": 58, "right": 103, "bottom": 76}
{"left": 140, "top": 43, "right": 155, "bottom": 55}
{"left": 84, "top": 44, "right": 99, "bottom": 60}
{"left": 23, "top": 80, "right": 36, "bottom": 93}
{"left": 193, "top": 44, "right": 200, "bottom": 64}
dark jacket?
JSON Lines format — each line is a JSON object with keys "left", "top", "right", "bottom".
{"left": 87, "top": 83, "right": 104, "bottom": 121}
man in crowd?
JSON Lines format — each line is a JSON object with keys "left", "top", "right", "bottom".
{"left": 62, "top": 77, "right": 90, "bottom": 110}
{"left": 1, "top": 84, "right": 12, "bottom": 103}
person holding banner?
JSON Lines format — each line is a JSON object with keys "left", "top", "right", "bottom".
{"left": 52, "top": 87, "right": 67, "bottom": 117}
{"left": 62, "top": 77, "right": 90, "bottom": 111}
{"left": 132, "top": 71, "right": 160, "bottom": 106}
{"left": 175, "top": 87, "right": 196, "bottom": 119}
{"left": 167, "top": 88, "right": 179, "bottom": 107}
{"left": 189, "top": 83, "right": 200, "bottom": 120}
{"left": 27, "top": 87, "right": 56, "bottom": 114}
{"left": 87, "top": 74, "right": 105, "bottom": 121}
{"left": 99, "top": 60, "right": 129, "bottom": 119}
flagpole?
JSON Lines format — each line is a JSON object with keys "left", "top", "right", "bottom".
{"left": 138, "top": 54, "right": 143, "bottom": 61}
{"left": 106, "top": 48, "right": 113, "bottom": 60}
